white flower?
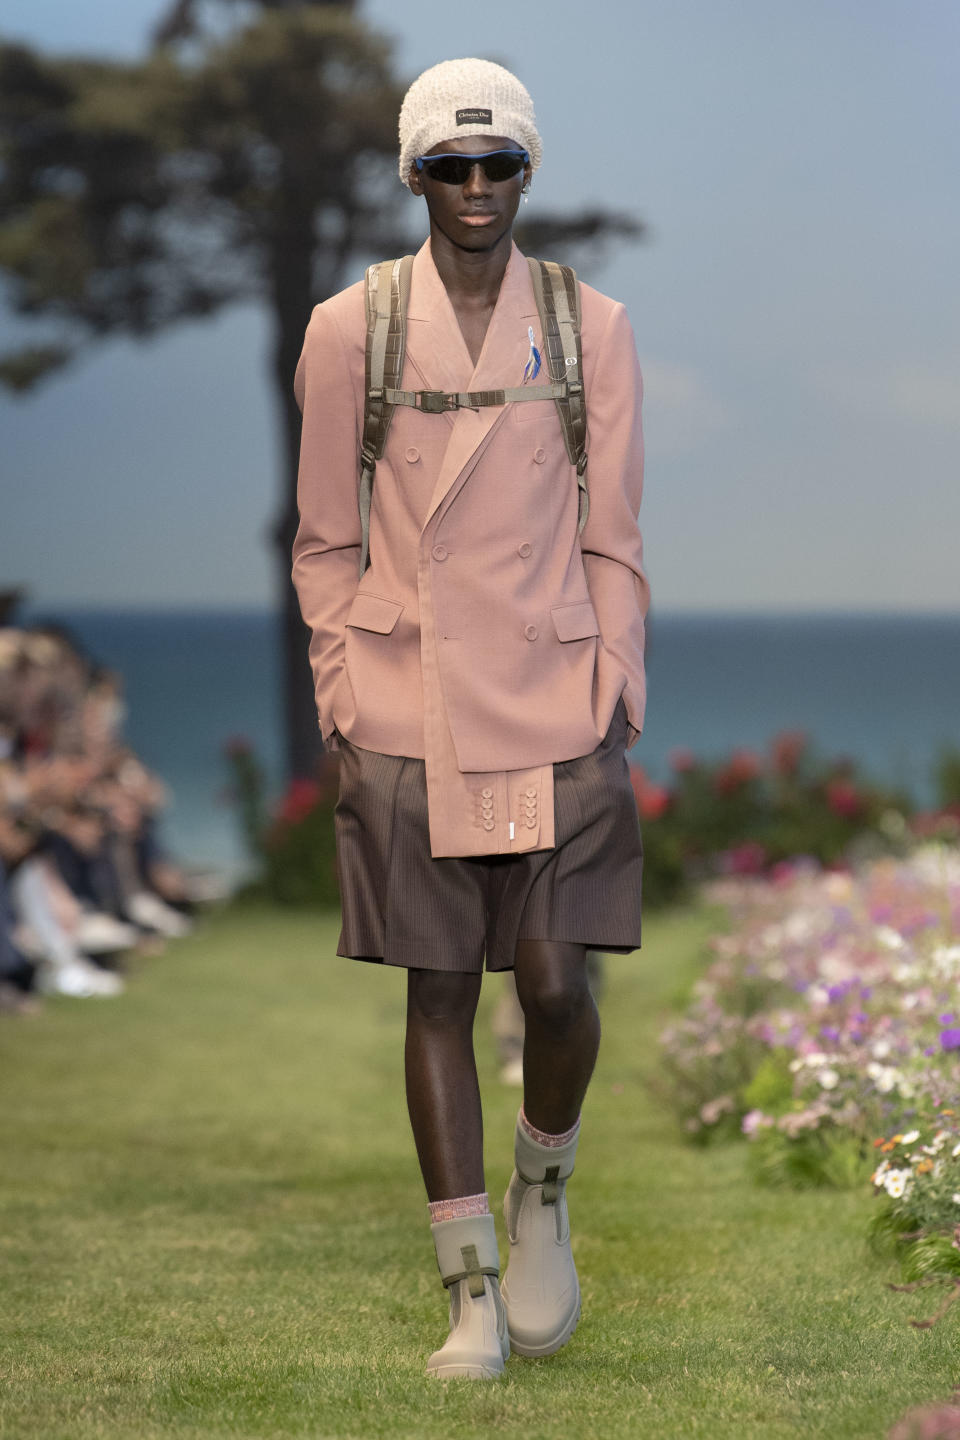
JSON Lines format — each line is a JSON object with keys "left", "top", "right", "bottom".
{"left": 875, "top": 925, "right": 905, "bottom": 951}
{"left": 883, "top": 1169, "right": 911, "bottom": 1199}
{"left": 933, "top": 945, "right": 960, "bottom": 977}
{"left": 901, "top": 1130, "right": 920, "bottom": 1145}
{"left": 952, "top": 1193, "right": 960, "bottom": 1205}
{"left": 817, "top": 1068, "right": 840, "bottom": 1090}
{"left": 872, "top": 1160, "right": 890, "bottom": 1185}
{"left": 808, "top": 987, "right": 831, "bottom": 1009}
{"left": 874, "top": 1067, "right": 899, "bottom": 1094}
{"left": 789, "top": 1058, "right": 805, "bottom": 1073}
{"left": 951, "top": 1141, "right": 960, "bottom": 1158}
{"left": 871, "top": 1040, "right": 892, "bottom": 1061}
{"left": 805, "top": 1052, "right": 828, "bottom": 1067}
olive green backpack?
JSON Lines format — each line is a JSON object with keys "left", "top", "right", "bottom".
{"left": 357, "top": 256, "right": 588, "bottom": 575}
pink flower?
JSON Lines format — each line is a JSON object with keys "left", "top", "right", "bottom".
{"left": 718, "top": 842, "right": 767, "bottom": 876}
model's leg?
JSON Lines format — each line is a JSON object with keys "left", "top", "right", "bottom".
{"left": 406, "top": 967, "right": 510, "bottom": 1379}
{"left": 501, "top": 939, "right": 598, "bottom": 1358}
{"left": 512, "top": 939, "right": 600, "bottom": 1132}
{"left": 404, "top": 967, "right": 484, "bottom": 1201}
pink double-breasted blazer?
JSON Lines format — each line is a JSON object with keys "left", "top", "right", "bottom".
{"left": 292, "top": 238, "right": 649, "bottom": 858}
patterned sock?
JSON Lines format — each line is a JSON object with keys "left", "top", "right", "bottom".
{"left": 428, "top": 1191, "right": 491, "bottom": 1223}
{"left": 519, "top": 1105, "right": 581, "bottom": 1148}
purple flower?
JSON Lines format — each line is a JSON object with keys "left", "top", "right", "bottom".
{"left": 940, "top": 1029, "right": 960, "bottom": 1052}
{"left": 941, "top": 1013, "right": 956, "bottom": 1024}
{"left": 924, "top": 1046, "right": 937, "bottom": 1056}
{"left": 860, "top": 988, "right": 873, "bottom": 1000}
{"left": 820, "top": 1025, "right": 840, "bottom": 1042}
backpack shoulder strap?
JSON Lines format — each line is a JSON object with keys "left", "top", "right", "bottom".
{"left": 527, "top": 257, "right": 589, "bottom": 534}
{"left": 358, "top": 255, "right": 414, "bottom": 575}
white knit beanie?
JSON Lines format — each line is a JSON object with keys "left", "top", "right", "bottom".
{"left": 398, "top": 58, "right": 543, "bottom": 189}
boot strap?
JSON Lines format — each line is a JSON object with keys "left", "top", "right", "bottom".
{"left": 441, "top": 1242, "right": 499, "bottom": 1298}
{"left": 518, "top": 1162, "right": 565, "bottom": 1206}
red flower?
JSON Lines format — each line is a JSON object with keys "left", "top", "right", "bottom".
{"left": 770, "top": 730, "right": 808, "bottom": 776}
{"left": 714, "top": 749, "right": 763, "bottom": 795}
{"left": 629, "top": 765, "right": 672, "bottom": 820}
{"left": 668, "top": 747, "right": 697, "bottom": 773}
{"left": 276, "top": 778, "right": 322, "bottom": 825}
{"left": 825, "top": 778, "right": 862, "bottom": 818}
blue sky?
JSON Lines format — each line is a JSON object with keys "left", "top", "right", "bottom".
{"left": 1, "top": 1, "right": 958, "bottom": 612}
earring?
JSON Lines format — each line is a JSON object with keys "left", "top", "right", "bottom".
{"left": 522, "top": 184, "right": 530, "bottom": 205}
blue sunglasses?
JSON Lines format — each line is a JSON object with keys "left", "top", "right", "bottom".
{"left": 414, "top": 149, "right": 529, "bottom": 185}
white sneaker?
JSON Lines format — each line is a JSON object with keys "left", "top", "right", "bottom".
{"left": 501, "top": 1112, "right": 582, "bottom": 1357}
{"left": 125, "top": 892, "right": 193, "bottom": 938}
{"left": 76, "top": 910, "right": 140, "bottom": 953}
{"left": 426, "top": 1213, "right": 510, "bottom": 1379}
{"left": 44, "top": 958, "right": 125, "bottom": 998}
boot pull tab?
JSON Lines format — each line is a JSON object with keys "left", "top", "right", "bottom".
{"left": 541, "top": 1164, "right": 561, "bottom": 1206}
{"left": 460, "top": 1243, "right": 486, "bottom": 1298}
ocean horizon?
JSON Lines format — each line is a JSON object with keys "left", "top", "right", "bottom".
{"left": 15, "top": 603, "right": 960, "bottom": 882}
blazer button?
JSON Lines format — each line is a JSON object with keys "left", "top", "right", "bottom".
{"left": 524, "top": 623, "right": 538, "bottom": 641}
{"left": 481, "top": 787, "right": 493, "bottom": 798}
{"left": 431, "top": 544, "right": 448, "bottom": 562}
{"left": 525, "top": 787, "right": 536, "bottom": 797}
{"left": 483, "top": 819, "right": 495, "bottom": 831}
{"left": 405, "top": 446, "right": 420, "bottom": 463}
{"left": 517, "top": 542, "right": 532, "bottom": 558}
{"left": 533, "top": 447, "right": 546, "bottom": 464}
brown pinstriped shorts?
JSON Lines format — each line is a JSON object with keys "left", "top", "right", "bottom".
{"left": 331, "top": 696, "right": 643, "bottom": 973}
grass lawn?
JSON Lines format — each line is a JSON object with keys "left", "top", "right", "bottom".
{"left": 1, "top": 897, "right": 956, "bottom": 1439}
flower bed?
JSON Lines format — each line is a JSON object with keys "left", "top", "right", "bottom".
{"left": 628, "top": 729, "right": 937, "bottom": 908}
{"left": 658, "top": 842, "right": 960, "bottom": 1305}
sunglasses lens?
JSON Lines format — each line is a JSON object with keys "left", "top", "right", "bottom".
{"left": 482, "top": 153, "right": 525, "bottom": 182}
{"left": 421, "top": 152, "right": 526, "bottom": 184}
{"left": 423, "top": 156, "right": 471, "bottom": 184}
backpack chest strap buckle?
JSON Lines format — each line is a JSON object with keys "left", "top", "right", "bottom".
{"left": 417, "top": 389, "right": 460, "bottom": 413}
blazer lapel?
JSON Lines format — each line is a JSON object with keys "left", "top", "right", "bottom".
{"left": 417, "top": 241, "right": 541, "bottom": 531}
{"left": 404, "top": 240, "right": 472, "bottom": 405}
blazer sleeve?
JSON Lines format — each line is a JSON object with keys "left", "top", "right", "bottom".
{"left": 290, "top": 302, "right": 362, "bottom": 753}
{"left": 579, "top": 300, "right": 651, "bottom": 747}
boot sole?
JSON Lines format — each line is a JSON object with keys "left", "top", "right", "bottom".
{"left": 425, "top": 1360, "right": 505, "bottom": 1379}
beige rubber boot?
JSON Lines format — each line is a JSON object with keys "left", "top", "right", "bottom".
{"left": 425, "top": 1213, "right": 511, "bottom": 1379}
{"left": 501, "top": 1111, "right": 582, "bottom": 1357}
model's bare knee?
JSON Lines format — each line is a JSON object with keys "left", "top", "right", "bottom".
{"left": 407, "top": 968, "right": 481, "bottom": 1026}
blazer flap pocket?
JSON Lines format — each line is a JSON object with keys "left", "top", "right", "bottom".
{"left": 551, "top": 599, "right": 600, "bottom": 643}
{"left": 346, "top": 593, "right": 404, "bottom": 635}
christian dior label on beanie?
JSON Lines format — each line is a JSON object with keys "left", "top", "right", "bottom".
{"left": 456, "top": 107, "right": 492, "bottom": 125}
